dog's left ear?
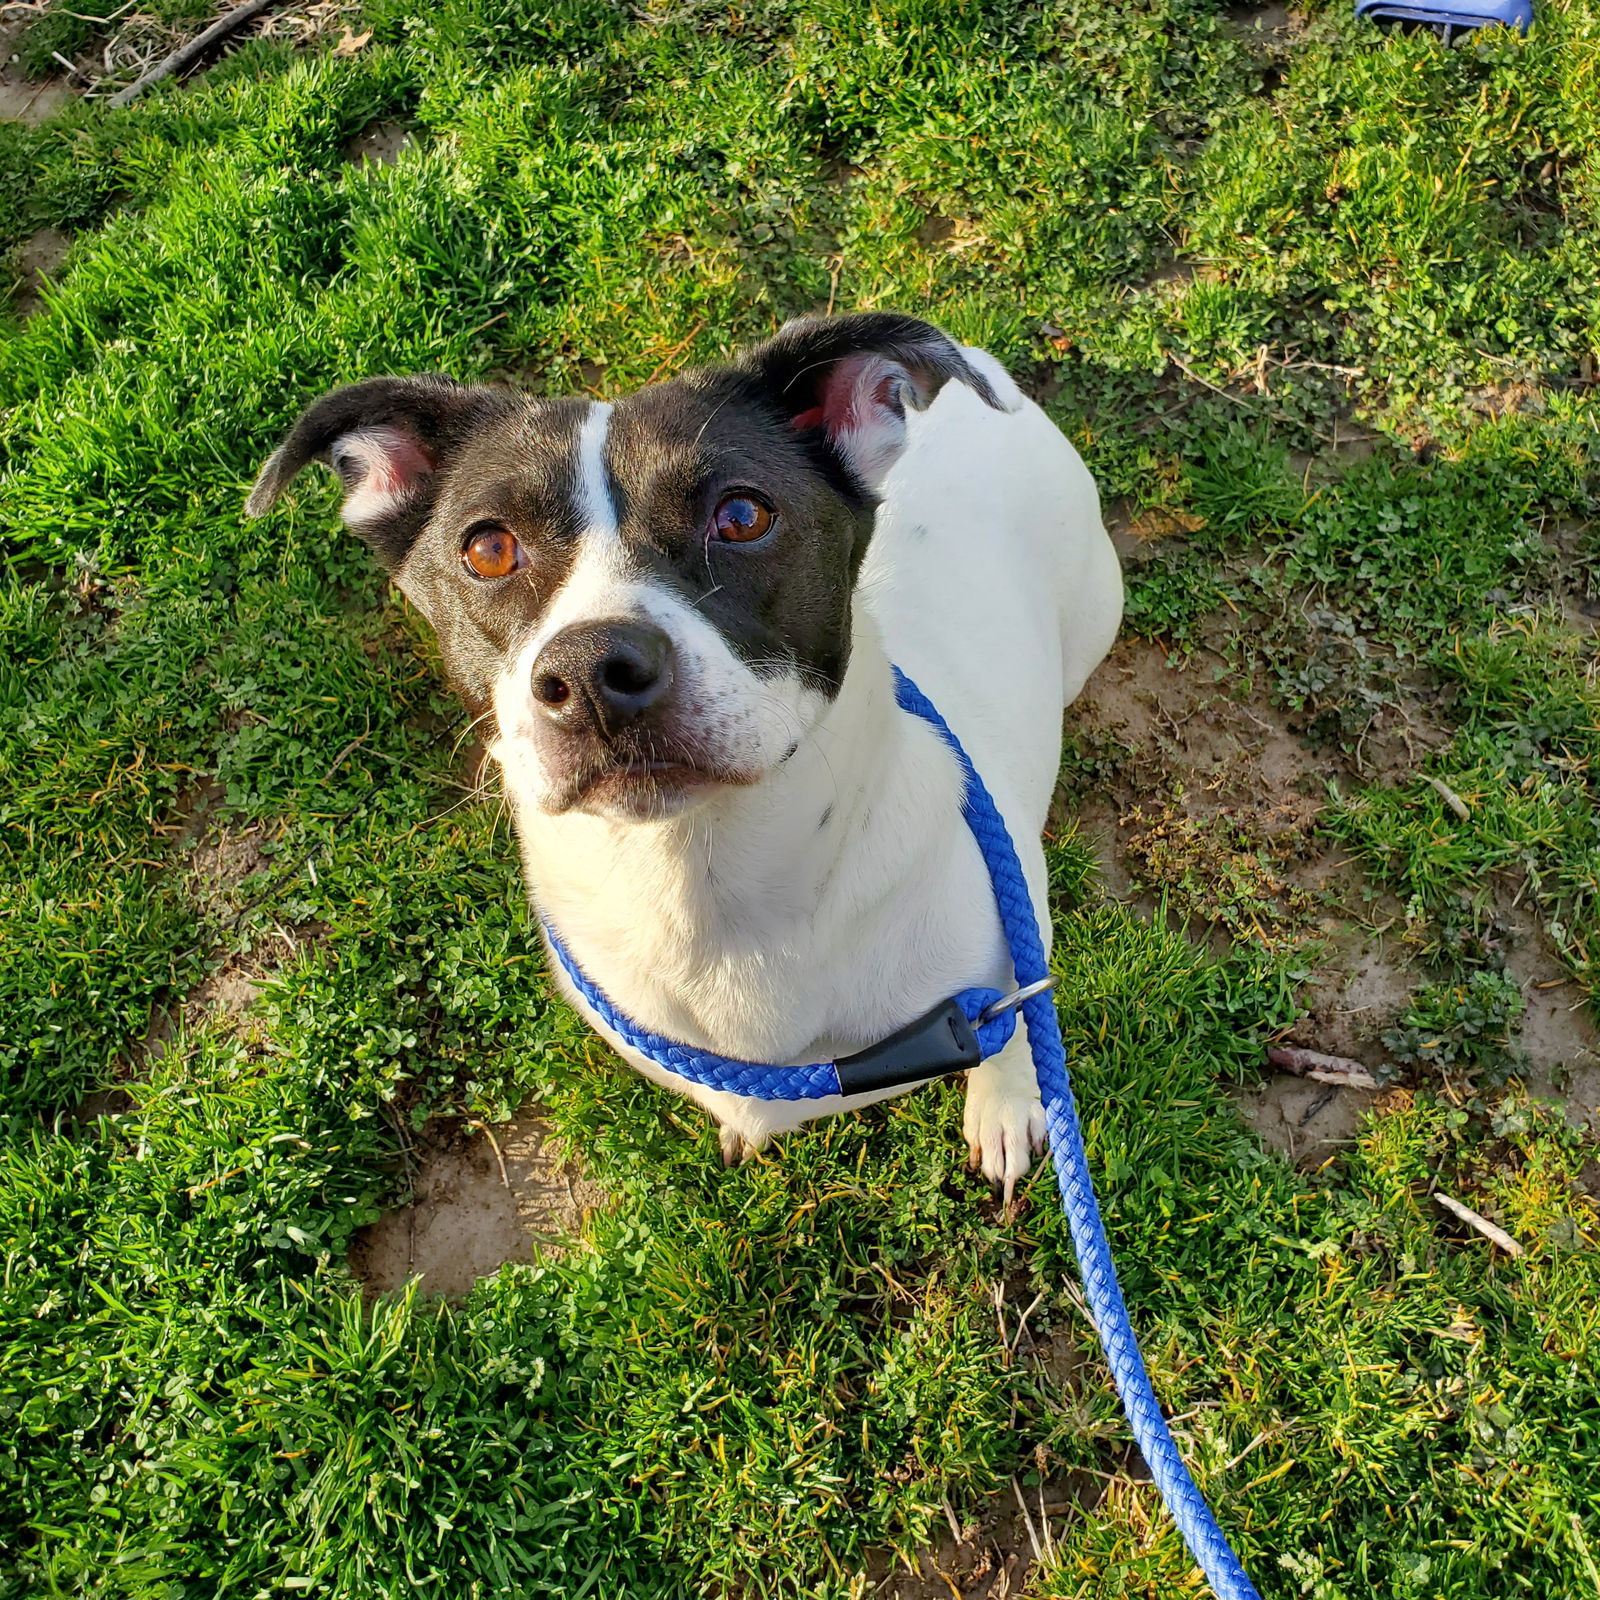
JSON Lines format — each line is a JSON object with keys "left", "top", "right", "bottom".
{"left": 737, "top": 312, "right": 1016, "bottom": 494}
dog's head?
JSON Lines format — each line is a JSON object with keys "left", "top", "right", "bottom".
{"left": 249, "top": 313, "right": 1003, "bottom": 820}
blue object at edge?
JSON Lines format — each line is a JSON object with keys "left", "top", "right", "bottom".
{"left": 543, "top": 667, "right": 1262, "bottom": 1600}
{"left": 1355, "top": 0, "right": 1532, "bottom": 34}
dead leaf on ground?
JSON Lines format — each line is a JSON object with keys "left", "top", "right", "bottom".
{"left": 1129, "top": 507, "right": 1208, "bottom": 541}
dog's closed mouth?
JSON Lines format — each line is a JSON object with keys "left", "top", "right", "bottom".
{"left": 564, "top": 756, "right": 756, "bottom": 813}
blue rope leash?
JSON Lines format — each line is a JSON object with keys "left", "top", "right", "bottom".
{"left": 543, "top": 668, "right": 1260, "bottom": 1600}
{"left": 543, "top": 933, "right": 1021, "bottom": 1096}
{"left": 892, "top": 669, "right": 1262, "bottom": 1600}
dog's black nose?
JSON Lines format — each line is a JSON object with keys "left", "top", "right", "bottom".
{"left": 531, "top": 620, "right": 674, "bottom": 735}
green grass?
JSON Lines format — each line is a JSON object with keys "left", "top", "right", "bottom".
{"left": 2, "top": 0, "right": 1598, "bottom": 1595}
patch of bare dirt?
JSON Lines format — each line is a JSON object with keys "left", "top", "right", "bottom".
{"left": 174, "top": 782, "right": 291, "bottom": 916}
{"left": 0, "top": 18, "right": 73, "bottom": 126}
{"left": 1291, "top": 943, "right": 1417, "bottom": 1064}
{"left": 1066, "top": 631, "right": 1600, "bottom": 1156}
{"left": 1231, "top": 1075, "right": 1377, "bottom": 1167}
{"left": 0, "top": 69, "right": 72, "bottom": 125}
{"left": 1065, "top": 637, "right": 1365, "bottom": 934}
{"left": 1065, "top": 638, "right": 1429, "bottom": 1159}
{"left": 343, "top": 118, "right": 410, "bottom": 166}
{"left": 1224, "top": 0, "right": 1304, "bottom": 35}
{"left": 10, "top": 225, "right": 70, "bottom": 319}
{"left": 131, "top": 955, "right": 274, "bottom": 1072}
{"left": 348, "top": 1110, "right": 605, "bottom": 1298}
{"left": 190, "top": 824, "right": 274, "bottom": 898}
{"left": 1234, "top": 948, "right": 1401, "bottom": 1166}
{"left": 1502, "top": 906, "right": 1600, "bottom": 1133}
{"left": 58, "top": 796, "right": 286, "bottom": 1099}
{"left": 184, "top": 963, "right": 268, "bottom": 1028}
{"left": 186, "top": 817, "right": 320, "bottom": 978}
{"left": 64, "top": 1086, "right": 136, "bottom": 1125}
{"left": 914, "top": 206, "right": 988, "bottom": 258}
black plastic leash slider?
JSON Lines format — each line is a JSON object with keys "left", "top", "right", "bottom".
{"left": 833, "top": 998, "right": 982, "bottom": 1095}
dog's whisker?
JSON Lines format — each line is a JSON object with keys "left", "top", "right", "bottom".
{"left": 452, "top": 706, "right": 498, "bottom": 756}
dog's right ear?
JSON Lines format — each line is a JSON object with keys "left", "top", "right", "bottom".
{"left": 245, "top": 377, "right": 518, "bottom": 571}
{"left": 734, "top": 313, "right": 1019, "bottom": 500}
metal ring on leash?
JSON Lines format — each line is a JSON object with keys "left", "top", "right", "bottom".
{"left": 978, "top": 974, "right": 1058, "bottom": 1024}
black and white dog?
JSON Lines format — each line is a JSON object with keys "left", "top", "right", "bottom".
{"left": 250, "top": 314, "right": 1122, "bottom": 1197}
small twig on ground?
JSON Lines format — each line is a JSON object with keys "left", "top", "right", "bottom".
{"left": 1275, "top": 357, "right": 1367, "bottom": 378}
{"left": 1010, "top": 1477, "right": 1043, "bottom": 1564}
{"left": 108, "top": 0, "right": 279, "bottom": 108}
{"left": 1167, "top": 352, "right": 1252, "bottom": 409}
{"left": 1008, "top": 1289, "right": 1046, "bottom": 1358}
{"left": 1222, "top": 1423, "right": 1288, "bottom": 1473}
{"left": 1423, "top": 773, "right": 1473, "bottom": 821}
{"left": 468, "top": 1121, "right": 510, "bottom": 1190}
{"left": 319, "top": 734, "right": 367, "bottom": 784}
{"left": 1267, "top": 1044, "right": 1380, "bottom": 1090}
{"left": 1434, "top": 1191, "right": 1525, "bottom": 1257}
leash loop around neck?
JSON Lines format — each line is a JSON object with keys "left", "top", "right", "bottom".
{"left": 542, "top": 925, "right": 1021, "bottom": 1101}
{"left": 541, "top": 668, "right": 1262, "bottom": 1600}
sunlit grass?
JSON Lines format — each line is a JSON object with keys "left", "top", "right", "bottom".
{"left": 1, "top": 0, "right": 1597, "bottom": 1595}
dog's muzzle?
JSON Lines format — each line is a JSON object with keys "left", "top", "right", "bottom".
{"left": 522, "top": 619, "right": 754, "bottom": 815}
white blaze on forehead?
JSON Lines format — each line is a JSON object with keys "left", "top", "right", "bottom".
{"left": 574, "top": 400, "right": 618, "bottom": 540}
{"left": 506, "top": 400, "right": 636, "bottom": 680}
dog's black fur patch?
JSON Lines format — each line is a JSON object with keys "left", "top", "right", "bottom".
{"left": 391, "top": 399, "right": 592, "bottom": 708}
{"left": 601, "top": 372, "right": 872, "bottom": 693}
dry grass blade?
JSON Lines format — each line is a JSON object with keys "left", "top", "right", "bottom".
{"left": 1434, "top": 1191, "right": 1525, "bottom": 1258}
{"left": 1423, "top": 774, "right": 1473, "bottom": 821}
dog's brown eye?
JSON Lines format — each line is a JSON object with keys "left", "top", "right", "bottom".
{"left": 462, "top": 523, "right": 525, "bottom": 578}
{"left": 712, "top": 493, "right": 775, "bottom": 544}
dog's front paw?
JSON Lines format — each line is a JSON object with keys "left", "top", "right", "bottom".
{"left": 719, "top": 1123, "right": 759, "bottom": 1167}
{"left": 963, "top": 1054, "right": 1046, "bottom": 1205}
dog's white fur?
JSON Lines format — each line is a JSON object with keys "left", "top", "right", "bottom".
{"left": 490, "top": 348, "right": 1123, "bottom": 1188}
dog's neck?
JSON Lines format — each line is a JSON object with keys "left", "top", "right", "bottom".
{"left": 511, "top": 612, "right": 967, "bottom": 1060}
